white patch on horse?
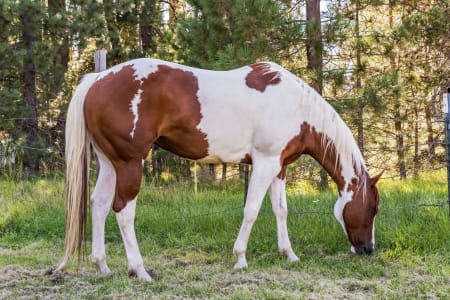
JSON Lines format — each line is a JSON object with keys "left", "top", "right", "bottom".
{"left": 334, "top": 182, "right": 353, "bottom": 237}
{"left": 130, "top": 89, "right": 143, "bottom": 139}
{"left": 97, "top": 63, "right": 130, "bottom": 81}
{"left": 195, "top": 62, "right": 300, "bottom": 163}
{"left": 131, "top": 58, "right": 160, "bottom": 81}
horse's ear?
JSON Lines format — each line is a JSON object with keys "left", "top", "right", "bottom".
{"left": 370, "top": 171, "right": 384, "bottom": 186}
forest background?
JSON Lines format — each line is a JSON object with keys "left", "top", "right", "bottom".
{"left": 0, "top": 0, "right": 448, "bottom": 186}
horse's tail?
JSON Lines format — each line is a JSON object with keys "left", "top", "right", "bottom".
{"left": 56, "top": 73, "right": 98, "bottom": 272}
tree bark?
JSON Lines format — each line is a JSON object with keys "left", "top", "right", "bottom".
{"left": 140, "top": 0, "right": 159, "bottom": 55}
{"left": 306, "top": 0, "right": 328, "bottom": 189}
{"left": 413, "top": 101, "right": 420, "bottom": 176}
{"left": 20, "top": 7, "right": 40, "bottom": 172}
{"left": 424, "top": 105, "right": 436, "bottom": 162}
{"left": 389, "top": 0, "right": 406, "bottom": 179}
{"left": 355, "top": 0, "right": 364, "bottom": 156}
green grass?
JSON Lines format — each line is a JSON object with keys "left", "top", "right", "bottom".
{"left": 1, "top": 171, "right": 449, "bottom": 298}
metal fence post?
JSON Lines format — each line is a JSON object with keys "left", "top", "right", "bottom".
{"left": 244, "top": 165, "right": 249, "bottom": 205}
{"left": 194, "top": 161, "right": 198, "bottom": 197}
{"left": 444, "top": 89, "right": 450, "bottom": 216}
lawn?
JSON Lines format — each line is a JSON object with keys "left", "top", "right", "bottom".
{"left": 0, "top": 170, "right": 449, "bottom": 299}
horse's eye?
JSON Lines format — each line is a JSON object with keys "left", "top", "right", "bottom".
{"left": 369, "top": 206, "right": 377, "bottom": 216}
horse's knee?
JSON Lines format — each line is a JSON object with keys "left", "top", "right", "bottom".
{"left": 243, "top": 206, "right": 259, "bottom": 224}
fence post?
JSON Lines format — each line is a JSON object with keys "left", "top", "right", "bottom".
{"left": 244, "top": 165, "right": 249, "bottom": 205}
{"left": 94, "top": 49, "right": 107, "bottom": 73}
{"left": 93, "top": 50, "right": 107, "bottom": 175}
{"left": 445, "top": 89, "right": 450, "bottom": 216}
{"left": 194, "top": 161, "right": 198, "bottom": 197}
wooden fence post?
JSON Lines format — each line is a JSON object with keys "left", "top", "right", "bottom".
{"left": 94, "top": 49, "right": 107, "bottom": 73}
{"left": 93, "top": 50, "right": 107, "bottom": 175}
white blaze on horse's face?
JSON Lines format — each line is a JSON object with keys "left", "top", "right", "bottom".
{"left": 335, "top": 175, "right": 381, "bottom": 255}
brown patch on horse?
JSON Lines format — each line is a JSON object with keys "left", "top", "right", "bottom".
{"left": 113, "top": 195, "right": 127, "bottom": 212}
{"left": 277, "top": 166, "right": 287, "bottom": 180}
{"left": 85, "top": 65, "right": 142, "bottom": 161}
{"left": 143, "top": 65, "right": 209, "bottom": 159}
{"left": 85, "top": 63, "right": 210, "bottom": 212}
{"left": 279, "top": 122, "right": 345, "bottom": 189}
{"left": 245, "top": 63, "right": 281, "bottom": 92}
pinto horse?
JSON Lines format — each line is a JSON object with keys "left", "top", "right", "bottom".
{"left": 56, "top": 58, "right": 381, "bottom": 281}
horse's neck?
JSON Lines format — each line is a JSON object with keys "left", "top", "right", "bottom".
{"left": 301, "top": 124, "right": 363, "bottom": 191}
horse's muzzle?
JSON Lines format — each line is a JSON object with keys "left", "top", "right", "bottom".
{"left": 351, "top": 243, "right": 374, "bottom": 255}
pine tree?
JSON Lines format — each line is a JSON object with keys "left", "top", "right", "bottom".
{"left": 178, "top": 0, "right": 299, "bottom": 69}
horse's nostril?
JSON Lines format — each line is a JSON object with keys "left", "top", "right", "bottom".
{"left": 362, "top": 243, "right": 374, "bottom": 255}
{"left": 353, "top": 244, "right": 374, "bottom": 255}
{"left": 364, "top": 247, "right": 373, "bottom": 255}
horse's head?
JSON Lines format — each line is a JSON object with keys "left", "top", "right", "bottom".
{"left": 334, "top": 172, "right": 382, "bottom": 255}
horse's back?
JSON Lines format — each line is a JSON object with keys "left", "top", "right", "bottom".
{"left": 83, "top": 58, "right": 300, "bottom": 163}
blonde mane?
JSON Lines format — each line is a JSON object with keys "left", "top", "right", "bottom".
{"left": 283, "top": 68, "right": 367, "bottom": 180}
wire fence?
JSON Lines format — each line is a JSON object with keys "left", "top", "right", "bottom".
{"left": 2, "top": 111, "right": 450, "bottom": 220}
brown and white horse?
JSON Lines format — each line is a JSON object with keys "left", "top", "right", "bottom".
{"left": 56, "top": 58, "right": 381, "bottom": 281}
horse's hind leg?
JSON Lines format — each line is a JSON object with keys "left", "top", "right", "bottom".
{"left": 114, "top": 159, "right": 152, "bottom": 282}
{"left": 91, "top": 147, "right": 116, "bottom": 276}
{"left": 269, "top": 176, "right": 299, "bottom": 262}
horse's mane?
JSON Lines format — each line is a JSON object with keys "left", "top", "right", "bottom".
{"left": 278, "top": 65, "right": 367, "bottom": 181}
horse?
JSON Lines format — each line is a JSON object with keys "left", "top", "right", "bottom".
{"left": 56, "top": 58, "right": 382, "bottom": 282}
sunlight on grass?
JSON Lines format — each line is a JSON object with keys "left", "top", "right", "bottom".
{"left": 1, "top": 170, "right": 449, "bottom": 298}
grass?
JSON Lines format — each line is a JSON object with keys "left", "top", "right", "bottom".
{"left": 0, "top": 170, "right": 449, "bottom": 298}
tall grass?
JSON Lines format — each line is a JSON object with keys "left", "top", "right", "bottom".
{"left": 1, "top": 170, "right": 448, "bottom": 257}
{"left": 0, "top": 170, "right": 449, "bottom": 298}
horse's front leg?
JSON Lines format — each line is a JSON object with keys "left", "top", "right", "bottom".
{"left": 269, "top": 176, "right": 299, "bottom": 262}
{"left": 233, "top": 156, "right": 281, "bottom": 269}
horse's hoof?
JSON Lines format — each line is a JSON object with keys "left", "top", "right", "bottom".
{"left": 233, "top": 261, "right": 248, "bottom": 270}
{"left": 287, "top": 254, "right": 299, "bottom": 262}
{"left": 99, "top": 271, "right": 114, "bottom": 279}
{"left": 128, "top": 268, "right": 153, "bottom": 282}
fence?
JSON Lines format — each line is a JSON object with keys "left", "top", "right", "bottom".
{"left": 1, "top": 51, "right": 449, "bottom": 218}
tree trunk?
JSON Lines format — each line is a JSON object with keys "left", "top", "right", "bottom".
{"left": 140, "top": 0, "right": 159, "bottom": 55}
{"left": 424, "top": 105, "right": 435, "bottom": 162}
{"left": 355, "top": 0, "right": 364, "bottom": 156}
{"left": 394, "top": 113, "right": 407, "bottom": 178}
{"left": 413, "top": 102, "right": 420, "bottom": 176}
{"left": 389, "top": 0, "right": 406, "bottom": 179}
{"left": 20, "top": 8, "right": 40, "bottom": 173}
{"left": 306, "top": 0, "right": 327, "bottom": 189}
{"left": 169, "top": 0, "right": 184, "bottom": 28}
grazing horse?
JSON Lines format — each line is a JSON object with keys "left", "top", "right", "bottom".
{"left": 56, "top": 58, "right": 382, "bottom": 281}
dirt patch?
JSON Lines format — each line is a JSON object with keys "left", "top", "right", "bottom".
{"left": 0, "top": 265, "right": 62, "bottom": 299}
{"left": 1, "top": 256, "right": 449, "bottom": 299}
